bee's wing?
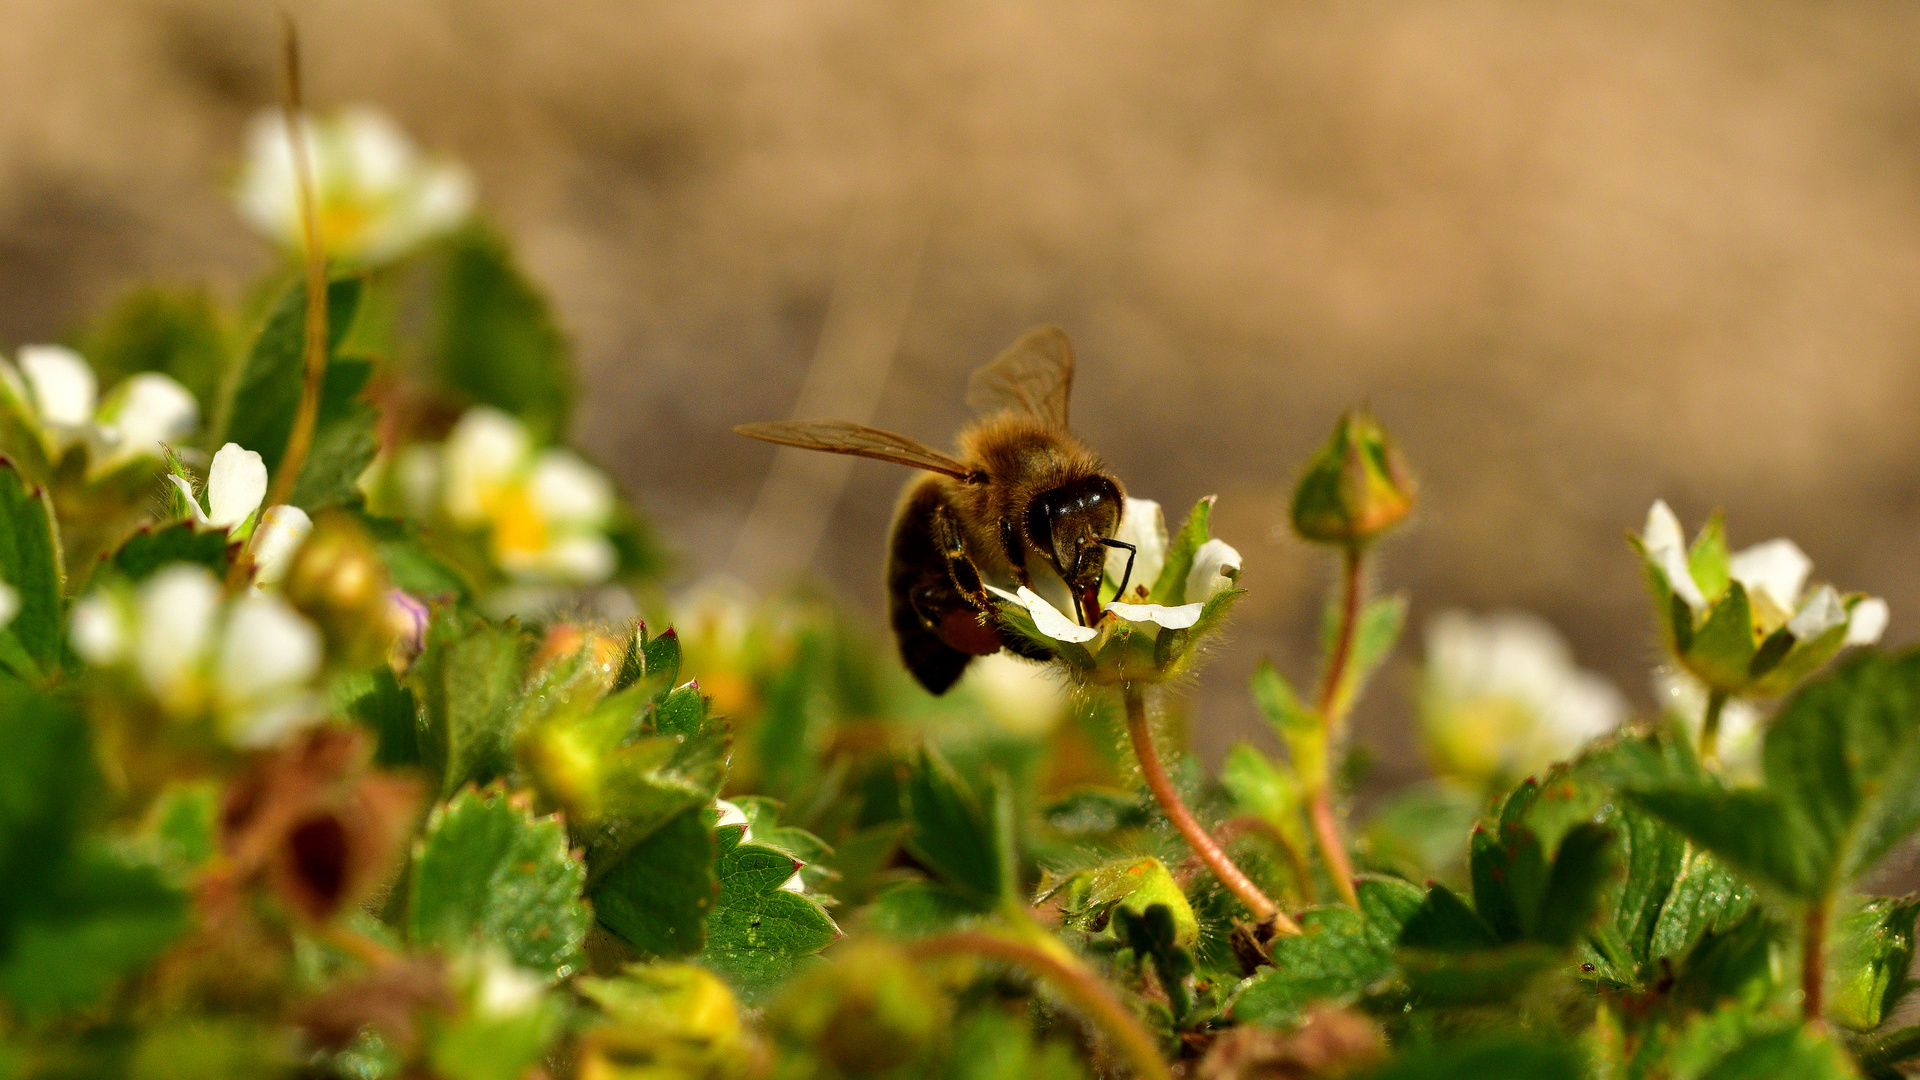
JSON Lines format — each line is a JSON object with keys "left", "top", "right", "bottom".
{"left": 734, "top": 420, "right": 982, "bottom": 481}
{"left": 965, "top": 326, "right": 1074, "bottom": 429}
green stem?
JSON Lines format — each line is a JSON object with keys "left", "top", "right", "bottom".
{"left": 1804, "top": 895, "right": 1828, "bottom": 1024}
{"left": 1700, "top": 689, "right": 1729, "bottom": 766}
{"left": 1310, "top": 544, "right": 1365, "bottom": 909}
{"left": 909, "top": 931, "right": 1174, "bottom": 1080}
{"left": 1123, "top": 687, "right": 1299, "bottom": 936}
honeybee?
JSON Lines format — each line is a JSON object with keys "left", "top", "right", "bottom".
{"left": 735, "top": 327, "right": 1137, "bottom": 694}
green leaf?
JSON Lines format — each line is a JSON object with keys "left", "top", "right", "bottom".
{"left": 359, "top": 512, "right": 473, "bottom": 600}
{"left": 1686, "top": 582, "right": 1756, "bottom": 690}
{"left": 138, "top": 781, "right": 220, "bottom": 880}
{"left": 0, "top": 459, "right": 63, "bottom": 679}
{"left": 427, "top": 993, "right": 563, "bottom": 1080}
{"left": 1346, "top": 593, "right": 1407, "bottom": 697}
{"left": 701, "top": 836, "right": 839, "bottom": 1000}
{"left": 1399, "top": 885, "right": 1498, "bottom": 952}
{"left": 1148, "top": 496, "right": 1213, "bottom": 606}
{"left": 1630, "top": 651, "right": 1920, "bottom": 900}
{"left": 0, "top": 685, "right": 92, "bottom": 916}
{"left": 81, "top": 285, "right": 231, "bottom": 424}
{"left": 409, "top": 608, "right": 530, "bottom": 797}
{"left": 436, "top": 225, "right": 571, "bottom": 444}
{"left": 106, "top": 521, "right": 230, "bottom": 583}
{"left": 337, "top": 666, "right": 423, "bottom": 769}
{"left": 904, "top": 747, "right": 1008, "bottom": 906}
{"left": 1356, "top": 1035, "right": 1584, "bottom": 1080}
{"left": 1534, "top": 823, "right": 1617, "bottom": 948}
{"left": 1252, "top": 661, "right": 1324, "bottom": 786}
{"left": 1695, "top": 1025, "right": 1857, "bottom": 1080}
{"left": 1829, "top": 896, "right": 1920, "bottom": 1032}
{"left": 1396, "top": 942, "right": 1562, "bottom": 1007}
{"left": 288, "top": 357, "right": 380, "bottom": 511}
{"left": 590, "top": 805, "right": 717, "bottom": 959}
{"left": 1648, "top": 847, "right": 1757, "bottom": 968}
{"left": 1233, "top": 905, "right": 1394, "bottom": 1026}
{"left": 0, "top": 842, "right": 189, "bottom": 1015}
{"left": 408, "top": 786, "right": 590, "bottom": 980}
{"left": 126, "top": 1018, "right": 293, "bottom": 1080}
{"left": 945, "top": 1008, "right": 1087, "bottom": 1080}
{"left": 864, "top": 880, "right": 982, "bottom": 941}
{"left": 222, "top": 276, "right": 361, "bottom": 474}
{"left": 614, "top": 623, "right": 681, "bottom": 694}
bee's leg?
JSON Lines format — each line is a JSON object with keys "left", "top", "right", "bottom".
{"left": 1099, "top": 538, "right": 1137, "bottom": 598}
{"left": 935, "top": 503, "right": 996, "bottom": 616}
{"left": 998, "top": 517, "right": 1033, "bottom": 589}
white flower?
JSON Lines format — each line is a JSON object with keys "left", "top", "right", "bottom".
{"left": 95, "top": 374, "right": 199, "bottom": 469}
{"left": 235, "top": 107, "right": 474, "bottom": 266}
{"left": 528, "top": 450, "right": 614, "bottom": 527}
{"left": 1420, "top": 610, "right": 1627, "bottom": 786}
{"left": 68, "top": 562, "right": 326, "bottom": 746}
{"left": 986, "top": 584, "right": 1203, "bottom": 645}
{"left": 1641, "top": 500, "right": 1887, "bottom": 647}
{"left": 250, "top": 505, "right": 313, "bottom": 587}
{"left": 1104, "top": 497, "right": 1167, "bottom": 598}
{"left": 170, "top": 443, "right": 268, "bottom": 532}
{"left": 17, "top": 345, "right": 96, "bottom": 435}
{"left": 443, "top": 407, "right": 529, "bottom": 527}
{"left": 0, "top": 580, "right": 17, "bottom": 628}
{"left": 437, "top": 407, "right": 624, "bottom": 586}
{"left": 1185, "top": 538, "right": 1242, "bottom": 603}
{"left": 963, "top": 652, "right": 1071, "bottom": 737}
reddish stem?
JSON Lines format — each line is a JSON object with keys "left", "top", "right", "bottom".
{"left": 1310, "top": 545, "right": 1365, "bottom": 908}
{"left": 1124, "top": 688, "right": 1300, "bottom": 936}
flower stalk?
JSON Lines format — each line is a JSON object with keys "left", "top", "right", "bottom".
{"left": 1698, "top": 688, "right": 1729, "bottom": 765}
{"left": 1308, "top": 546, "right": 1364, "bottom": 909}
{"left": 1123, "top": 686, "right": 1299, "bottom": 937}
{"left": 908, "top": 930, "right": 1174, "bottom": 1080}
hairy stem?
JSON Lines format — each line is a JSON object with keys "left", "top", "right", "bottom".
{"left": 1123, "top": 687, "right": 1299, "bottom": 936}
{"left": 1309, "top": 545, "right": 1365, "bottom": 908}
{"left": 262, "top": 20, "right": 329, "bottom": 518}
{"left": 1218, "top": 816, "right": 1315, "bottom": 904}
{"left": 909, "top": 931, "right": 1173, "bottom": 1080}
{"left": 1699, "top": 688, "right": 1729, "bottom": 766}
{"left": 1803, "top": 895, "right": 1828, "bottom": 1024}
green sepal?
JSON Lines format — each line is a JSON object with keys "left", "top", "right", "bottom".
{"left": 1148, "top": 496, "right": 1213, "bottom": 606}
{"left": 102, "top": 520, "right": 232, "bottom": 584}
{"left": 903, "top": 747, "right": 1009, "bottom": 907}
{"left": 1688, "top": 512, "right": 1731, "bottom": 602}
{"left": 1685, "top": 581, "right": 1757, "bottom": 692}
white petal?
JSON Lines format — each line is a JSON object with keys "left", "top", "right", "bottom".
{"left": 167, "top": 474, "right": 211, "bottom": 526}
{"left": 339, "top": 107, "right": 415, "bottom": 192}
{"left": 1729, "top": 538, "right": 1812, "bottom": 614}
{"left": 395, "top": 443, "right": 444, "bottom": 519}
{"left": 1846, "top": 597, "right": 1889, "bottom": 646}
{"left": 413, "top": 164, "right": 476, "bottom": 234}
{"left": 473, "top": 951, "right": 545, "bottom": 1018}
{"left": 1641, "top": 500, "right": 1704, "bottom": 610}
{"left": 205, "top": 444, "right": 267, "bottom": 529}
{"left": 1786, "top": 584, "right": 1847, "bottom": 641}
{"left": 985, "top": 584, "right": 1098, "bottom": 644}
{"left": 223, "top": 695, "right": 321, "bottom": 748}
{"left": 527, "top": 450, "right": 615, "bottom": 527}
{"left": 1105, "top": 497, "right": 1167, "bottom": 596}
{"left": 234, "top": 110, "right": 303, "bottom": 247}
{"left": 1107, "top": 600, "right": 1205, "bottom": 630}
{"left": 444, "top": 407, "right": 530, "bottom": 525}
{"left": 216, "top": 593, "right": 321, "bottom": 703}
{"left": 68, "top": 592, "right": 126, "bottom": 664}
{"left": 18, "top": 345, "right": 96, "bottom": 427}
{"left": 1425, "top": 609, "right": 1625, "bottom": 753}
{"left": 0, "top": 580, "right": 19, "bottom": 628}
{"left": 1185, "top": 538, "right": 1242, "bottom": 603}
{"left": 98, "top": 374, "right": 199, "bottom": 459}
{"left": 520, "top": 534, "right": 618, "bottom": 586}
{"left": 250, "top": 505, "right": 312, "bottom": 587}
{"left": 135, "top": 565, "right": 221, "bottom": 706}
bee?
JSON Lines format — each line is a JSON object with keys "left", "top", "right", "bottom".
{"left": 735, "top": 326, "right": 1137, "bottom": 694}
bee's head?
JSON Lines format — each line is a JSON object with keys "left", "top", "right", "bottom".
{"left": 1028, "top": 475, "right": 1123, "bottom": 618}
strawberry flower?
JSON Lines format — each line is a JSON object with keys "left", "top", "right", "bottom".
{"left": 0, "top": 345, "right": 198, "bottom": 474}
{"left": 1634, "top": 500, "right": 1887, "bottom": 699}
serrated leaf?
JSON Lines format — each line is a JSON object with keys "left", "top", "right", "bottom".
{"left": 1396, "top": 942, "right": 1562, "bottom": 1007}
{"left": 614, "top": 624, "right": 681, "bottom": 695}
{"left": 701, "top": 837, "right": 838, "bottom": 1000}
{"left": 408, "top": 786, "right": 590, "bottom": 980}
{"left": 106, "top": 521, "right": 230, "bottom": 583}
{"left": 436, "top": 225, "right": 571, "bottom": 444}
{"left": 590, "top": 805, "right": 717, "bottom": 959}
{"left": 904, "top": 747, "right": 1008, "bottom": 907}
{"left": 1148, "top": 496, "right": 1213, "bottom": 606}
{"left": 222, "top": 277, "right": 360, "bottom": 475}
{"left": 337, "top": 666, "right": 423, "bottom": 769}
{"left": 1233, "top": 905, "right": 1393, "bottom": 1026}
{"left": 409, "top": 608, "right": 529, "bottom": 797}
{"left": 0, "top": 842, "right": 189, "bottom": 1015}
{"left": 0, "top": 460, "right": 63, "bottom": 679}
{"left": 288, "top": 357, "right": 379, "bottom": 511}
{"left": 1399, "top": 885, "right": 1497, "bottom": 952}
{"left": 1648, "top": 847, "right": 1757, "bottom": 967}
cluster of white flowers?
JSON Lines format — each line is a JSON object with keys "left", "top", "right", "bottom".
{"left": 167, "top": 442, "right": 313, "bottom": 587}
{"left": 991, "top": 496, "right": 1241, "bottom": 646}
{"left": 387, "top": 407, "right": 620, "bottom": 587}
{"left": 70, "top": 564, "right": 323, "bottom": 747}
{"left": 235, "top": 107, "right": 473, "bottom": 267}
{"left": 1419, "top": 610, "right": 1628, "bottom": 787}
{"left": 0, "top": 345, "right": 197, "bottom": 475}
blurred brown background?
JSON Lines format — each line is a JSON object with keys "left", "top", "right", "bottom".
{"left": 6, "top": 0, "right": 1920, "bottom": 786}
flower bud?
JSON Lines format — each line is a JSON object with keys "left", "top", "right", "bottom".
{"left": 1290, "top": 409, "right": 1415, "bottom": 547}
{"left": 284, "top": 511, "right": 394, "bottom": 665}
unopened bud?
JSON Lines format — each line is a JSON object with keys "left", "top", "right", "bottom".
{"left": 1290, "top": 409, "right": 1415, "bottom": 547}
{"left": 284, "top": 512, "right": 394, "bottom": 664}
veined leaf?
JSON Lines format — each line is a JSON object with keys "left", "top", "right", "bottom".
{"left": 0, "top": 459, "right": 63, "bottom": 680}
{"left": 409, "top": 608, "right": 530, "bottom": 797}
{"left": 701, "top": 832, "right": 838, "bottom": 1000}
{"left": 222, "top": 277, "right": 360, "bottom": 475}
{"left": 590, "top": 805, "right": 717, "bottom": 959}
